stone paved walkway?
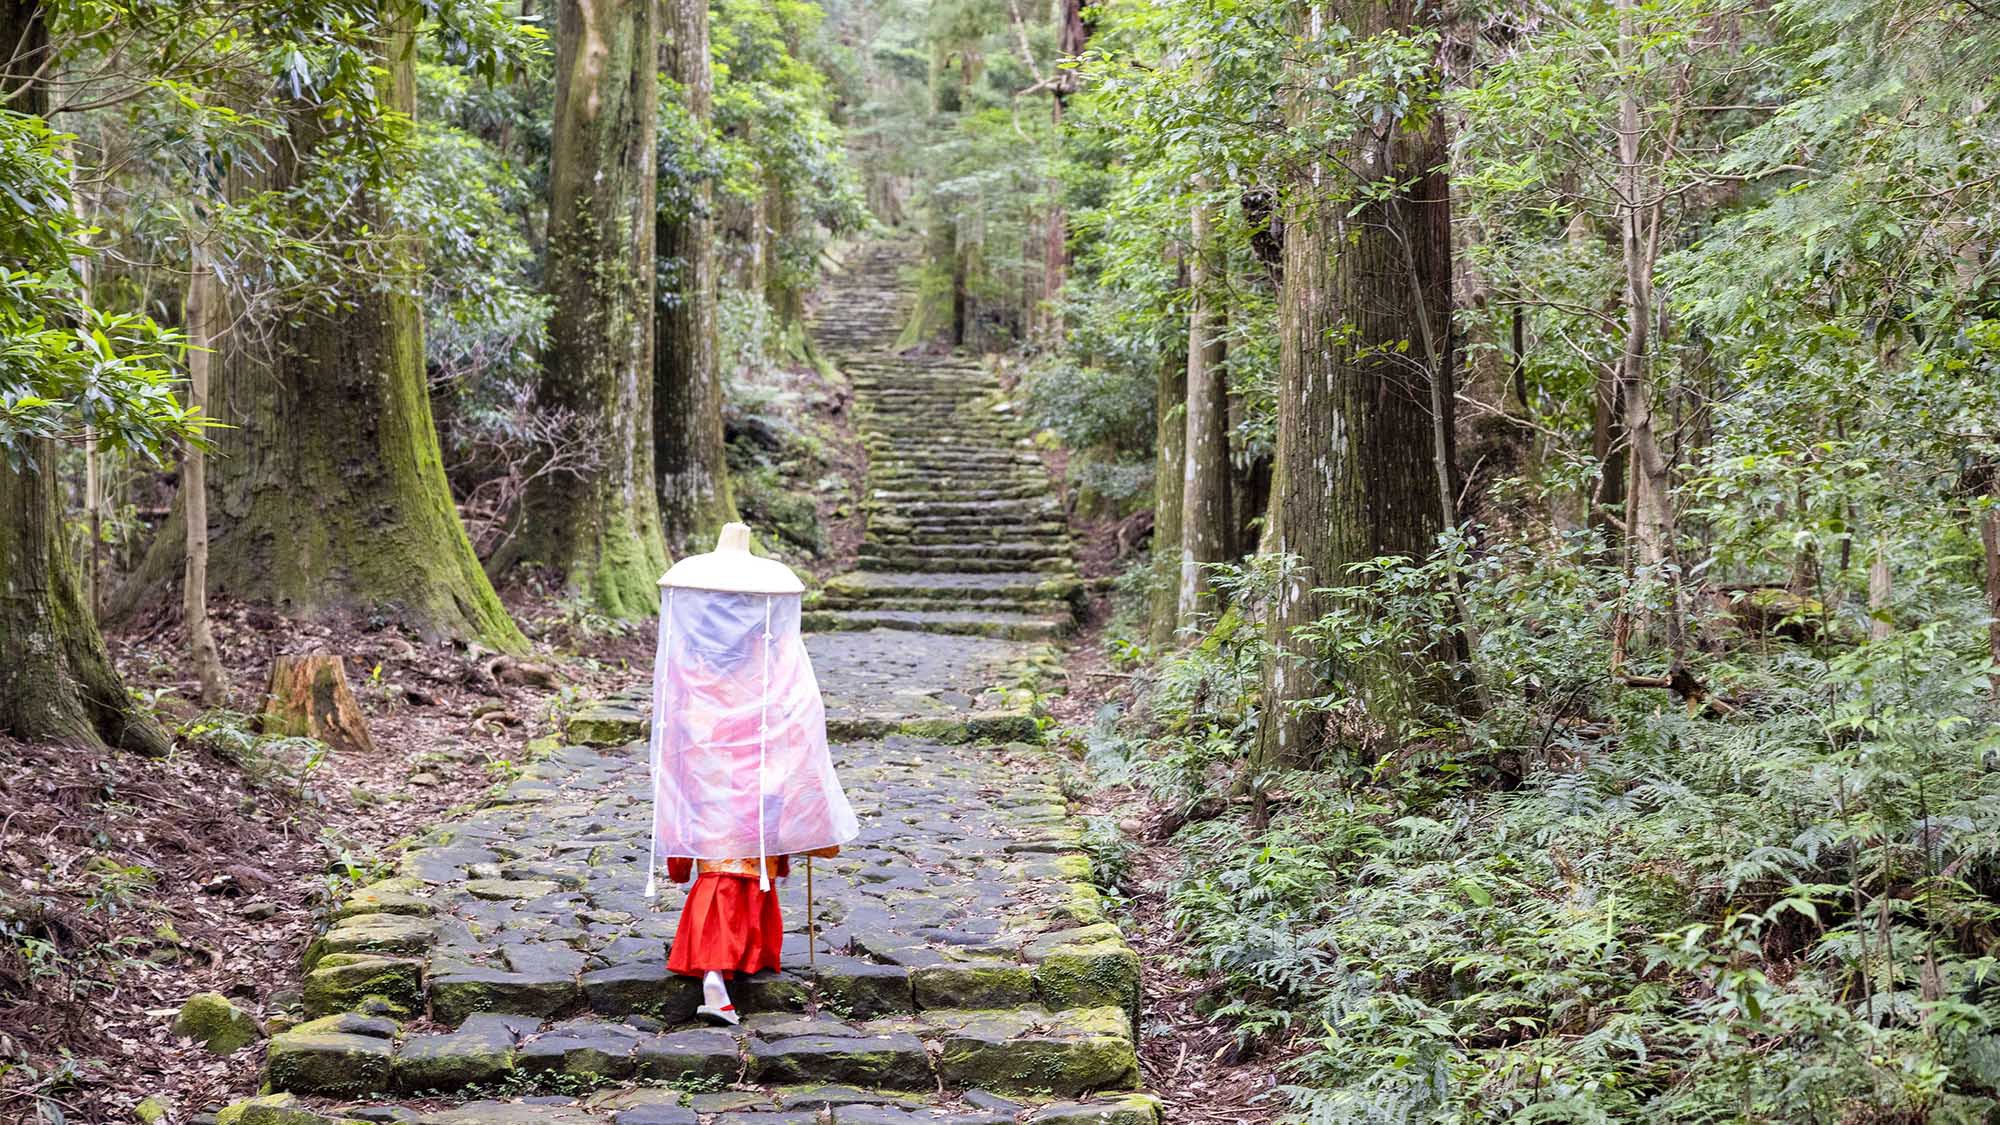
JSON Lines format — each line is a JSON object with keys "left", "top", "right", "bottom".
{"left": 235, "top": 246, "right": 1155, "bottom": 1125}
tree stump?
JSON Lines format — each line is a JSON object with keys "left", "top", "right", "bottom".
{"left": 262, "top": 653, "right": 375, "bottom": 754}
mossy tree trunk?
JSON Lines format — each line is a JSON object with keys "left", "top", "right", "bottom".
{"left": 1, "top": 444, "right": 171, "bottom": 754}
{"left": 184, "top": 17, "right": 526, "bottom": 650}
{"left": 1178, "top": 187, "right": 1232, "bottom": 632}
{"left": 0, "top": 1, "right": 169, "bottom": 754}
{"left": 521, "top": 0, "right": 669, "bottom": 618}
{"left": 1255, "top": 0, "right": 1455, "bottom": 769}
{"left": 656, "top": 0, "right": 737, "bottom": 555}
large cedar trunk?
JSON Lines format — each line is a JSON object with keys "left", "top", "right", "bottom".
{"left": 1255, "top": 0, "right": 1454, "bottom": 768}
{"left": 520, "top": 0, "right": 670, "bottom": 618}
{"left": 1178, "top": 189, "right": 1232, "bottom": 630}
{"left": 113, "top": 16, "right": 524, "bottom": 650}
{"left": 656, "top": 0, "right": 737, "bottom": 554}
{"left": 0, "top": 449, "right": 172, "bottom": 756}
{"left": 0, "top": 2, "right": 168, "bottom": 753}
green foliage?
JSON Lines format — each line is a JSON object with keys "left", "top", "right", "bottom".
{"left": 178, "top": 709, "right": 331, "bottom": 806}
{"left": 708, "top": 0, "right": 870, "bottom": 286}
{"left": 407, "top": 59, "right": 551, "bottom": 392}
{"left": 0, "top": 111, "right": 197, "bottom": 464}
{"left": 1121, "top": 523, "right": 2000, "bottom": 1120}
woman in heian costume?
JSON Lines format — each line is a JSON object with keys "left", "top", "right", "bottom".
{"left": 647, "top": 524, "right": 859, "bottom": 1025}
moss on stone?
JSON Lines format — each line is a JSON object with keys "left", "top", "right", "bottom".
{"left": 215, "top": 1094, "right": 297, "bottom": 1125}
{"left": 748, "top": 1032, "right": 933, "bottom": 1088}
{"left": 935, "top": 1032, "right": 1139, "bottom": 1095}
{"left": 172, "top": 991, "right": 262, "bottom": 1054}
{"left": 1024, "top": 1094, "right": 1163, "bottom": 1125}
{"left": 333, "top": 878, "right": 433, "bottom": 920}
{"left": 1034, "top": 941, "right": 1141, "bottom": 1015}
{"left": 301, "top": 954, "right": 422, "bottom": 1019}
{"left": 215, "top": 1093, "right": 366, "bottom": 1125}
{"left": 1054, "top": 883, "right": 1109, "bottom": 927}
{"left": 428, "top": 967, "right": 578, "bottom": 1026}
{"left": 566, "top": 702, "right": 650, "bottom": 746}
{"left": 264, "top": 1029, "right": 394, "bottom": 1095}
{"left": 910, "top": 962, "right": 1035, "bottom": 1010}
{"left": 305, "top": 913, "right": 437, "bottom": 968}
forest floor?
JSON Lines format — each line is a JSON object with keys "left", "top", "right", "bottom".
{"left": 1043, "top": 527, "right": 1287, "bottom": 1125}
{"left": 0, "top": 595, "right": 645, "bottom": 1118}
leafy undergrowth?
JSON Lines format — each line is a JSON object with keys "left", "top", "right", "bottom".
{"left": 1078, "top": 536, "right": 2000, "bottom": 1123}
{"left": 0, "top": 593, "right": 646, "bottom": 1122}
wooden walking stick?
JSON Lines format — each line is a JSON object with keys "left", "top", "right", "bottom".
{"left": 806, "top": 855, "right": 817, "bottom": 974}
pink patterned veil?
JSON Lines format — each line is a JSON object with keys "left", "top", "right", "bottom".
{"left": 645, "top": 583, "right": 858, "bottom": 894}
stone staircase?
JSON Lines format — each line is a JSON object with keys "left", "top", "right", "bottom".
{"left": 215, "top": 248, "right": 1151, "bottom": 1125}
{"left": 803, "top": 244, "right": 1079, "bottom": 648}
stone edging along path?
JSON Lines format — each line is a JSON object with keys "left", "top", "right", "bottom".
{"left": 222, "top": 245, "right": 1160, "bottom": 1125}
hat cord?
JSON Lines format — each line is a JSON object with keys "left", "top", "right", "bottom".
{"left": 757, "top": 593, "right": 772, "bottom": 891}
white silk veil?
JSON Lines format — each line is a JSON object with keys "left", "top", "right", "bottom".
{"left": 645, "top": 586, "right": 857, "bottom": 893}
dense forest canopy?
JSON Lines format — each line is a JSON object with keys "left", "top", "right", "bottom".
{"left": 4, "top": 0, "right": 2000, "bottom": 1119}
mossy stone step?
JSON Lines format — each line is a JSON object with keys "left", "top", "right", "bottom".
{"left": 866, "top": 467, "right": 1046, "bottom": 482}
{"left": 865, "top": 509, "right": 1062, "bottom": 527}
{"left": 811, "top": 595, "right": 1070, "bottom": 617}
{"left": 803, "top": 609, "right": 1067, "bottom": 642}
{"left": 870, "top": 542, "right": 1068, "bottom": 561}
{"left": 868, "top": 485, "right": 1050, "bottom": 502}
{"left": 861, "top": 423, "right": 1019, "bottom": 438}
{"left": 817, "top": 571, "right": 1068, "bottom": 600}
{"left": 265, "top": 1014, "right": 400, "bottom": 1095}
{"left": 565, "top": 699, "right": 650, "bottom": 746}
{"left": 870, "top": 527, "right": 1069, "bottom": 547}
{"left": 748, "top": 1033, "right": 933, "bottom": 1088}
{"left": 885, "top": 514, "right": 1065, "bottom": 530}
{"left": 824, "top": 709, "right": 1039, "bottom": 744}
{"left": 879, "top": 500, "right": 1060, "bottom": 518}
{"left": 869, "top": 453, "right": 1041, "bottom": 467}
{"left": 856, "top": 556, "right": 1071, "bottom": 575}
{"left": 221, "top": 1090, "right": 1158, "bottom": 1125}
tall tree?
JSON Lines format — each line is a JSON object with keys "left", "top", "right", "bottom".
{"left": 156, "top": 14, "right": 526, "bottom": 649}
{"left": 0, "top": 0, "right": 172, "bottom": 753}
{"left": 1255, "top": 0, "right": 1454, "bottom": 767}
{"left": 1610, "top": 0, "right": 1680, "bottom": 663}
{"left": 1149, "top": 285, "right": 1189, "bottom": 648}
{"left": 181, "top": 249, "right": 227, "bottom": 704}
{"left": 656, "top": 0, "right": 737, "bottom": 553}
{"left": 518, "top": 0, "right": 668, "bottom": 617}
{"left": 1178, "top": 183, "right": 1231, "bottom": 630}
{"left": 914, "top": 37, "right": 967, "bottom": 346}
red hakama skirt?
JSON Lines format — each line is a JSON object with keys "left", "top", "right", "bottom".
{"left": 665, "top": 858, "right": 785, "bottom": 978}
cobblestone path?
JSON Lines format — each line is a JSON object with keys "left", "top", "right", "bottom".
{"left": 239, "top": 247, "right": 1153, "bottom": 1125}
